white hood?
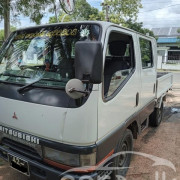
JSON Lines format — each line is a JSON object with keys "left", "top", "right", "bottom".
{"left": 0, "top": 91, "right": 98, "bottom": 145}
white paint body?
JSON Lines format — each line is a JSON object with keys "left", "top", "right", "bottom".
{"left": 0, "top": 22, "right": 173, "bottom": 146}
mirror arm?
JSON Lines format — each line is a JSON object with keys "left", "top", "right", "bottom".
{"left": 68, "top": 88, "right": 90, "bottom": 96}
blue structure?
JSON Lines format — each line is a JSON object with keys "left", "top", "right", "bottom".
{"left": 157, "top": 37, "right": 180, "bottom": 44}
{"left": 152, "top": 27, "right": 180, "bottom": 63}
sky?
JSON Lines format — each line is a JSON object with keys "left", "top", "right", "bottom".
{"left": 138, "top": 0, "right": 180, "bottom": 29}
{"left": 0, "top": 0, "right": 180, "bottom": 30}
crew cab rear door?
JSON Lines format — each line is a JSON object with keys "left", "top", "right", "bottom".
{"left": 138, "top": 35, "right": 157, "bottom": 122}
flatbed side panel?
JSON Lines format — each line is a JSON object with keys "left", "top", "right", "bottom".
{"left": 156, "top": 72, "right": 173, "bottom": 99}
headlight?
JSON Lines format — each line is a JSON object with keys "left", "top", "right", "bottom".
{"left": 43, "top": 147, "right": 96, "bottom": 167}
{"left": 80, "top": 153, "right": 96, "bottom": 167}
{"left": 43, "top": 147, "right": 80, "bottom": 166}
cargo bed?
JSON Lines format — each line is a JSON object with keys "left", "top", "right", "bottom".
{"left": 156, "top": 72, "right": 173, "bottom": 99}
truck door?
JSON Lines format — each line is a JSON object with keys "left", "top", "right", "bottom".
{"left": 138, "top": 36, "right": 157, "bottom": 122}
{"left": 98, "top": 27, "right": 142, "bottom": 140}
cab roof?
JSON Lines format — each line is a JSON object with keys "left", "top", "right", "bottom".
{"left": 15, "top": 21, "right": 154, "bottom": 40}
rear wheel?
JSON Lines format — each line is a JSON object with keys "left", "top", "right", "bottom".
{"left": 111, "top": 129, "right": 133, "bottom": 179}
{"left": 149, "top": 102, "right": 164, "bottom": 127}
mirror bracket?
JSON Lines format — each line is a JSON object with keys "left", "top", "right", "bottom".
{"left": 68, "top": 88, "right": 90, "bottom": 96}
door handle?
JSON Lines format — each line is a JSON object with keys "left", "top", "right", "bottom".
{"left": 136, "top": 92, "right": 139, "bottom": 107}
{"left": 153, "top": 83, "right": 156, "bottom": 94}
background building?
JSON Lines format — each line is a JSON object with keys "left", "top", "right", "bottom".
{"left": 152, "top": 27, "right": 180, "bottom": 64}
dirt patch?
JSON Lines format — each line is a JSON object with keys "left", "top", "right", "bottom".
{"left": 163, "top": 107, "right": 173, "bottom": 122}
{"left": 141, "top": 128, "right": 157, "bottom": 144}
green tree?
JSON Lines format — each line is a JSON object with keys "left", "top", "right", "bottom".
{"left": 0, "top": 26, "right": 16, "bottom": 47}
{"left": 48, "top": 0, "right": 60, "bottom": 23}
{"left": 49, "top": 12, "right": 73, "bottom": 23}
{"left": 49, "top": 0, "right": 100, "bottom": 23}
{"left": 0, "top": 30, "right": 4, "bottom": 45}
{"left": 103, "top": 0, "right": 142, "bottom": 24}
{"left": 72, "top": 0, "right": 99, "bottom": 21}
{"left": 89, "top": 11, "right": 105, "bottom": 21}
{"left": 124, "top": 19, "right": 155, "bottom": 37}
{"left": 0, "top": 0, "right": 49, "bottom": 40}
{"left": 101, "top": 0, "right": 155, "bottom": 38}
{"left": 0, "top": 0, "right": 10, "bottom": 40}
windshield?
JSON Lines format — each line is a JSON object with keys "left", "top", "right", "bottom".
{"left": 0, "top": 24, "right": 101, "bottom": 89}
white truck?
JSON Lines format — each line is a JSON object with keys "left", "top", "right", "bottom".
{"left": 0, "top": 21, "right": 173, "bottom": 180}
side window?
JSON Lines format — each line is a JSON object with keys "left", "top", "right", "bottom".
{"left": 140, "top": 38, "right": 153, "bottom": 68}
{"left": 104, "top": 31, "right": 135, "bottom": 98}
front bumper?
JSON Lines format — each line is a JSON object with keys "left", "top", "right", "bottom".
{"left": 0, "top": 145, "right": 98, "bottom": 180}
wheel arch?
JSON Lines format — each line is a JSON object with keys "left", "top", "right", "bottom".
{"left": 127, "top": 120, "right": 139, "bottom": 139}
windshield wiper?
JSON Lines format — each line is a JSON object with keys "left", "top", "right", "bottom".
{"left": 0, "top": 73, "right": 29, "bottom": 78}
{"left": 41, "top": 77, "right": 67, "bottom": 83}
{"left": 17, "top": 77, "right": 66, "bottom": 93}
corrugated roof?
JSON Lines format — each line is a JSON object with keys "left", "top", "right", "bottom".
{"left": 152, "top": 27, "right": 180, "bottom": 37}
{"left": 157, "top": 37, "right": 180, "bottom": 43}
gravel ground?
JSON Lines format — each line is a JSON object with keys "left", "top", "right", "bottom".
{"left": 0, "top": 72, "right": 180, "bottom": 180}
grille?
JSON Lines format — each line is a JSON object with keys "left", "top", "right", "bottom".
{"left": 2, "top": 138, "right": 42, "bottom": 161}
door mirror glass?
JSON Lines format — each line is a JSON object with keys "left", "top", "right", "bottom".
{"left": 65, "top": 79, "right": 85, "bottom": 99}
{"left": 75, "top": 41, "right": 103, "bottom": 84}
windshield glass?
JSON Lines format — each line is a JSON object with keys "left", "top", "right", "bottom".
{"left": 0, "top": 24, "right": 100, "bottom": 89}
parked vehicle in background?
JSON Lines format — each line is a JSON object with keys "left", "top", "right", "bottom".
{"left": 0, "top": 21, "right": 173, "bottom": 180}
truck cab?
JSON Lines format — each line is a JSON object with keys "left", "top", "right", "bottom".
{"left": 0, "top": 21, "right": 173, "bottom": 180}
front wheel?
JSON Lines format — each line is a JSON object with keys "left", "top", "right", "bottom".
{"left": 149, "top": 102, "right": 164, "bottom": 127}
{"left": 111, "top": 129, "right": 133, "bottom": 179}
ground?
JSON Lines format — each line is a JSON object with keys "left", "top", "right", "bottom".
{"left": 0, "top": 72, "right": 180, "bottom": 180}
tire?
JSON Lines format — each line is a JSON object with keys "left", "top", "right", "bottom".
{"left": 149, "top": 102, "right": 164, "bottom": 127}
{"left": 111, "top": 129, "right": 133, "bottom": 179}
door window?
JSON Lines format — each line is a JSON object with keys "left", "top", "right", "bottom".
{"left": 139, "top": 38, "right": 153, "bottom": 68}
{"left": 104, "top": 32, "right": 135, "bottom": 98}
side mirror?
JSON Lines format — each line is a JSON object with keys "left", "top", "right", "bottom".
{"left": 65, "top": 79, "right": 86, "bottom": 99}
{"left": 75, "top": 41, "right": 103, "bottom": 84}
